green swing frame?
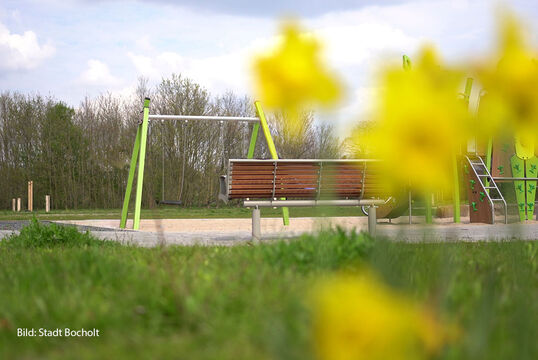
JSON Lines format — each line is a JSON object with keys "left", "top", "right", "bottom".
{"left": 120, "top": 98, "right": 289, "bottom": 230}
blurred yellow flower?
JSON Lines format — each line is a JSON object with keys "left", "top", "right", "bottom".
{"left": 477, "top": 14, "right": 538, "bottom": 139}
{"left": 253, "top": 21, "right": 342, "bottom": 133}
{"left": 358, "top": 47, "right": 469, "bottom": 194}
{"left": 311, "top": 272, "right": 457, "bottom": 360}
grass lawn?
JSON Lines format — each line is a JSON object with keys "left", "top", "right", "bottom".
{"left": 1, "top": 220, "right": 537, "bottom": 359}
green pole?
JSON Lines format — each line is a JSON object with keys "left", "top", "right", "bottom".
{"left": 247, "top": 123, "right": 260, "bottom": 159}
{"left": 451, "top": 78, "right": 473, "bottom": 223}
{"left": 452, "top": 155, "right": 460, "bottom": 223}
{"left": 402, "top": 55, "right": 412, "bottom": 71}
{"left": 133, "top": 98, "right": 151, "bottom": 230}
{"left": 255, "top": 101, "right": 279, "bottom": 159}
{"left": 403, "top": 55, "right": 434, "bottom": 223}
{"left": 425, "top": 195, "right": 433, "bottom": 224}
{"left": 453, "top": 77, "right": 474, "bottom": 222}
{"left": 463, "top": 78, "right": 473, "bottom": 103}
{"left": 254, "top": 101, "right": 290, "bottom": 226}
{"left": 120, "top": 125, "right": 142, "bottom": 228}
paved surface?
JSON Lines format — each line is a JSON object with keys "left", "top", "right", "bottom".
{"left": 1, "top": 216, "right": 538, "bottom": 246}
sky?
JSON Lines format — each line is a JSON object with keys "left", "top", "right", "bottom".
{"left": 0, "top": 0, "right": 537, "bottom": 131}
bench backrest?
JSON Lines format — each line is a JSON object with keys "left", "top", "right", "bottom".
{"left": 224, "top": 159, "right": 387, "bottom": 200}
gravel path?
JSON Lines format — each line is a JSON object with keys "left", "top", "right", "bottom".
{"left": 2, "top": 217, "right": 538, "bottom": 246}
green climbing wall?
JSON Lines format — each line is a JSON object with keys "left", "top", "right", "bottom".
{"left": 511, "top": 155, "right": 526, "bottom": 221}
{"left": 525, "top": 157, "right": 538, "bottom": 220}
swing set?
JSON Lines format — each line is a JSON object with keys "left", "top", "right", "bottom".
{"left": 120, "top": 98, "right": 289, "bottom": 230}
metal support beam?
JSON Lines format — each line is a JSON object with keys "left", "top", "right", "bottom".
{"left": 148, "top": 114, "right": 259, "bottom": 122}
{"left": 252, "top": 206, "right": 261, "bottom": 241}
{"left": 120, "top": 124, "right": 142, "bottom": 228}
{"left": 368, "top": 205, "right": 377, "bottom": 237}
{"left": 408, "top": 190, "right": 412, "bottom": 224}
{"left": 230, "top": 158, "right": 380, "bottom": 163}
{"left": 244, "top": 199, "right": 386, "bottom": 207}
{"left": 452, "top": 155, "right": 460, "bottom": 223}
{"left": 254, "top": 101, "right": 290, "bottom": 226}
{"left": 425, "top": 195, "right": 433, "bottom": 224}
{"left": 133, "top": 98, "right": 151, "bottom": 230}
{"left": 247, "top": 123, "right": 260, "bottom": 159}
{"left": 492, "top": 177, "right": 538, "bottom": 181}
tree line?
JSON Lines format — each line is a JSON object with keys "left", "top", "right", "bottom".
{"left": 0, "top": 74, "right": 342, "bottom": 210}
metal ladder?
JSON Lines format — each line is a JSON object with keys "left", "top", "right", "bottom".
{"left": 466, "top": 155, "right": 508, "bottom": 224}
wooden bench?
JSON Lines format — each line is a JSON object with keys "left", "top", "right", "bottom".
{"left": 219, "top": 159, "right": 390, "bottom": 239}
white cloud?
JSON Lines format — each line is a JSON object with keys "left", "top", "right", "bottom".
{"left": 127, "top": 49, "right": 252, "bottom": 95}
{"left": 0, "top": 22, "right": 55, "bottom": 72}
{"left": 135, "top": 35, "right": 153, "bottom": 52}
{"left": 79, "top": 59, "right": 120, "bottom": 86}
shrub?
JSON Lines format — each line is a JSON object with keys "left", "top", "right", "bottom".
{"left": 2, "top": 218, "right": 108, "bottom": 248}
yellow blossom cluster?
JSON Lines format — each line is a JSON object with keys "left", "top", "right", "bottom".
{"left": 252, "top": 14, "right": 536, "bottom": 196}
{"left": 476, "top": 14, "right": 538, "bottom": 149}
{"left": 311, "top": 272, "right": 458, "bottom": 360}
{"left": 360, "top": 47, "right": 470, "bottom": 194}
{"left": 253, "top": 21, "right": 342, "bottom": 135}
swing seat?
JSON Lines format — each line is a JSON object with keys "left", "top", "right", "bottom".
{"left": 158, "top": 200, "right": 183, "bottom": 206}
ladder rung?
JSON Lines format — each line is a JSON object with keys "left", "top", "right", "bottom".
{"left": 478, "top": 174, "right": 490, "bottom": 176}
{"left": 484, "top": 186, "right": 497, "bottom": 189}
{"left": 491, "top": 199, "right": 504, "bottom": 201}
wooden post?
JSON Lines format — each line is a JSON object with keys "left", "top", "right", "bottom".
{"left": 45, "top": 195, "right": 50, "bottom": 213}
{"left": 12, "top": 198, "right": 16, "bottom": 212}
{"left": 17, "top": 198, "right": 21, "bottom": 212}
{"left": 28, "top": 181, "right": 33, "bottom": 212}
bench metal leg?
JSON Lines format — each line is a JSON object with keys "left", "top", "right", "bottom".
{"left": 368, "top": 205, "right": 377, "bottom": 237}
{"left": 252, "top": 206, "right": 261, "bottom": 241}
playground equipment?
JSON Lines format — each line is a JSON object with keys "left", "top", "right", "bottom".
{"left": 464, "top": 90, "right": 538, "bottom": 224}
{"left": 465, "top": 139, "right": 538, "bottom": 224}
{"left": 120, "top": 98, "right": 288, "bottom": 230}
{"left": 219, "top": 159, "right": 389, "bottom": 238}
{"left": 486, "top": 136, "right": 538, "bottom": 222}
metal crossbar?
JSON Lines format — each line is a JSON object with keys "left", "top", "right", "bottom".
{"left": 230, "top": 158, "right": 380, "bottom": 163}
{"left": 244, "top": 199, "right": 386, "bottom": 207}
{"left": 493, "top": 177, "right": 538, "bottom": 181}
{"left": 148, "top": 114, "right": 259, "bottom": 122}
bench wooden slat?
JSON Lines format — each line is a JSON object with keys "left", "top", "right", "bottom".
{"left": 226, "top": 159, "right": 387, "bottom": 200}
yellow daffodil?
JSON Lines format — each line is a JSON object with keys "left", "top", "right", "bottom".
{"left": 253, "top": 21, "right": 342, "bottom": 134}
{"left": 311, "top": 271, "right": 458, "bottom": 360}
{"left": 358, "top": 47, "right": 469, "bottom": 194}
{"left": 477, "top": 14, "right": 538, "bottom": 140}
